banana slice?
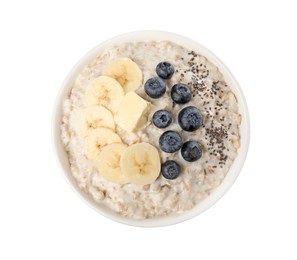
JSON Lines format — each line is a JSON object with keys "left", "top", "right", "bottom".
{"left": 95, "top": 143, "right": 128, "bottom": 184}
{"left": 103, "top": 58, "right": 143, "bottom": 93}
{"left": 83, "top": 128, "right": 122, "bottom": 161}
{"left": 120, "top": 142, "right": 161, "bottom": 185}
{"left": 78, "top": 105, "right": 115, "bottom": 136}
{"left": 84, "top": 76, "right": 124, "bottom": 113}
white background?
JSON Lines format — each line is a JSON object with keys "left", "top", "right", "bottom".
{"left": 0, "top": 0, "right": 296, "bottom": 259}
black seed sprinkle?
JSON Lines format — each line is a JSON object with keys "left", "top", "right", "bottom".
{"left": 174, "top": 50, "right": 236, "bottom": 168}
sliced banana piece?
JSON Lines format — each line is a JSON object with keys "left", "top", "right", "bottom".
{"left": 78, "top": 105, "right": 115, "bottom": 136}
{"left": 84, "top": 76, "right": 124, "bottom": 113}
{"left": 83, "top": 128, "right": 122, "bottom": 161}
{"left": 103, "top": 58, "right": 143, "bottom": 93}
{"left": 95, "top": 143, "right": 128, "bottom": 184}
{"left": 120, "top": 142, "right": 161, "bottom": 185}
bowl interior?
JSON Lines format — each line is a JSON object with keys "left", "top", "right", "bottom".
{"left": 53, "top": 31, "right": 250, "bottom": 227}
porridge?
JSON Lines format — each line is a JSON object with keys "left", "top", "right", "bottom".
{"left": 61, "top": 41, "right": 241, "bottom": 219}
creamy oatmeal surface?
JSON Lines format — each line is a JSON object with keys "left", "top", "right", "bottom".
{"left": 61, "top": 41, "right": 241, "bottom": 219}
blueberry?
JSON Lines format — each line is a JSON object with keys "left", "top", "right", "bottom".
{"left": 171, "top": 84, "right": 192, "bottom": 104}
{"left": 181, "top": 141, "right": 202, "bottom": 162}
{"left": 159, "top": 130, "right": 182, "bottom": 153}
{"left": 152, "top": 110, "right": 172, "bottom": 128}
{"left": 161, "top": 160, "right": 181, "bottom": 180}
{"left": 156, "top": 62, "right": 175, "bottom": 79}
{"left": 144, "top": 77, "right": 166, "bottom": 98}
{"left": 178, "top": 106, "right": 203, "bottom": 132}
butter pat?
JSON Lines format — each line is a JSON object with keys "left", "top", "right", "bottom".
{"left": 115, "top": 92, "right": 151, "bottom": 132}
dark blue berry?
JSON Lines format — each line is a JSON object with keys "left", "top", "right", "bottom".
{"left": 159, "top": 130, "right": 182, "bottom": 153}
{"left": 178, "top": 106, "right": 203, "bottom": 132}
{"left": 156, "top": 62, "right": 175, "bottom": 79}
{"left": 152, "top": 110, "right": 172, "bottom": 128}
{"left": 181, "top": 141, "right": 202, "bottom": 162}
{"left": 144, "top": 77, "right": 166, "bottom": 98}
{"left": 171, "top": 84, "right": 192, "bottom": 104}
{"left": 161, "top": 160, "right": 181, "bottom": 180}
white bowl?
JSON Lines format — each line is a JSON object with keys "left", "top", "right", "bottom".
{"left": 52, "top": 31, "right": 250, "bottom": 227}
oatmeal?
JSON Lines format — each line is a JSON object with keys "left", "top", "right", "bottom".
{"left": 61, "top": 41, "right": 241, "bottom": 219}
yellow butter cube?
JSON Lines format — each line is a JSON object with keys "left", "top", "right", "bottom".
{"left": 115, "top": 92, "right": 151, "bottom": 132}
